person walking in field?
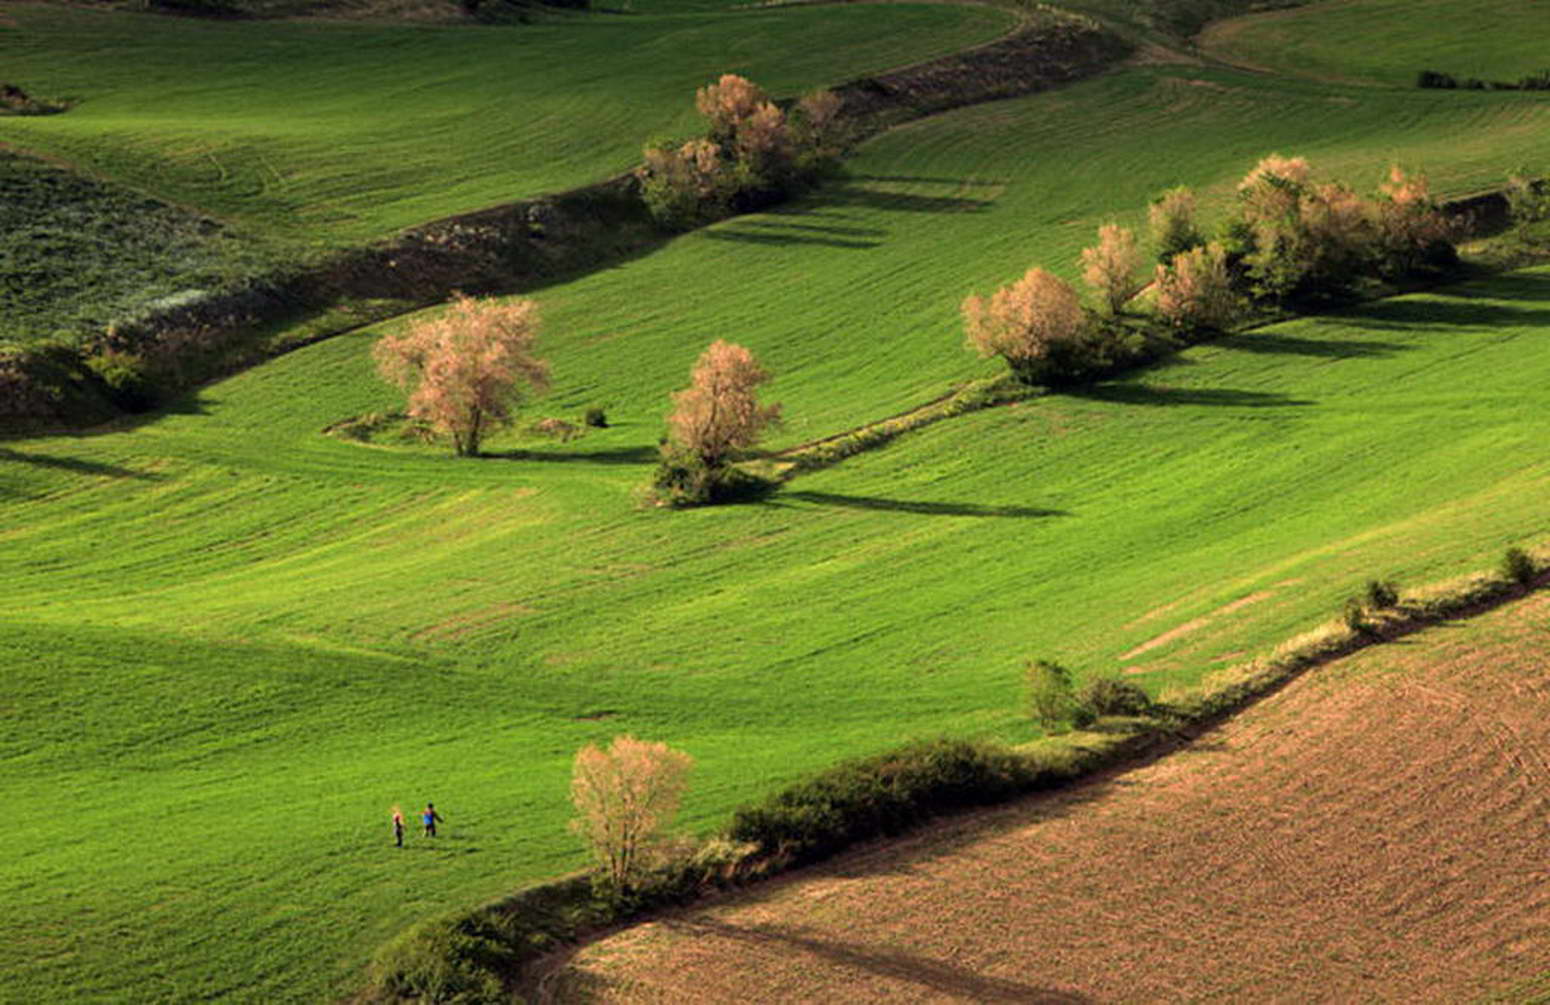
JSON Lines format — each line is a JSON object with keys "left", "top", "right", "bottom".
{"left": 422, "top": 802, "right": 443, "bottom": 838}
{"left": 392, "top": 807, "right": 405, "bottom": 848}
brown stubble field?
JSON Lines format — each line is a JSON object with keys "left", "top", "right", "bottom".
{"left": 548, "top": 592, "right": 1550, "bottom": 1002}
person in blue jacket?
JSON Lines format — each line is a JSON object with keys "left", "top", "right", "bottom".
{"left": 422, "top": 802, "right": 444, "bottom": 838}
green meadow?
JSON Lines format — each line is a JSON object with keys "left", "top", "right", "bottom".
{"left": 5, "top": 0, "right": 1550, "bottom": 1000}
{"left": 1200, "top": 0, "right": 1550, "bottom": 87}
{"left": 0, "top": 3, "right": 1010, "bottom": 246}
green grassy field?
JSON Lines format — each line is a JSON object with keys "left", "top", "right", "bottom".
{"left": 7, "top": 0, "right": 1550, "bottom": 999}
{"left": 1200, "top": 0, "right": 1550, "bottom": 87}
{"left": 0, "top": 3, "right": 1011, "bottom": 247}
{"left": 8, "top": 51, "right": 1550, "bottom": 997}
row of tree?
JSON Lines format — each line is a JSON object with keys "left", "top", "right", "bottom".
{"left": 373, "top": 294, "right": 781, "bottom": 503}
{"left": 963, "top": 155, "right": 1458, "bottom": 387}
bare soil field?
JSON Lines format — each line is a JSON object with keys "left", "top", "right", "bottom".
{"left": 550, "top": 592, "right": 1550, "bottom": 1002}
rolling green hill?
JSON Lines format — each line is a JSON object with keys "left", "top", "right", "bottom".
{"left": 0, "top": 3, "right": 1012, "bottom": 246}
{"left": 5, "top": 0, "right": 1550, "bottom": 1000}
{"left": 1200, "top": 0, "right": 1550, "bottom": 87}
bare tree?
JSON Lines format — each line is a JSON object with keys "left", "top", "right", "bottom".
{"left": 373, "top": 293, "right": 549, "bottom": 456}
{"left": 667, "top": 340, "right": 782, "bottom": 470}
{"left": 570, "top": 735, "right": 694, "bottom": 891}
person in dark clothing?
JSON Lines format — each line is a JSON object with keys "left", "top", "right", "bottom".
{"left": 392, "top": 808, "right": 405, "bottom": 848}
{"left": 422, "top": 802, "right": 444, "bottom": 837}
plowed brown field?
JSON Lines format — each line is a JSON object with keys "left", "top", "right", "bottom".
{"left": 549, "top": 592, "right": 1550, "bottom": 1002}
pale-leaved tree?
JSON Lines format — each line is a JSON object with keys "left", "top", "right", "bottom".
{"left": 962, "top": 266, "right": 1087, "bottom": 384}
{"left": 373, "top": 293, "right": 550, "bottom": 456}
{"left": 667, "top": 339, "right": 782, "bottom": 470}
{"left": 570, "top": 735, "right": 694, "bottom": 892}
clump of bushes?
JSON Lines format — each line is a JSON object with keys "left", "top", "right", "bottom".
{"left": 1025, "top": 658, "right": 1094, "bottom": 731}
{"left": 1502, "top": 546, "right": 1538, "bottom": 587}
{"left": 1365, "top": 578, "right": 1399, "bottom": 609}
{"left": 637, "top": 75, "right": 844, "bottom": 230}
{"left": 1417, "top": 68, "right": 1550, "bottom": 91}
{"left": 1077, "top": 672, "right": 1152, "bottom": 717}
{"left": 1505, "top": 170, "right": 1550, "bottom": 237}
{"left": 960, "top": 153, "right": 1460, "bottom": 390}
{"left": 727, "top": 738, "right": 1036, "bottom": 866}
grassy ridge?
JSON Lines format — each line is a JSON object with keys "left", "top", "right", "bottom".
{"left": 1200, "top": 0, "right": 1550, "bottom": 87}
{"left": 0, "top": 3, "right": 1012, "bottom": 247}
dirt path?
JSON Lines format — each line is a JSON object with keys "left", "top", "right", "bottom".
{"left": 551, "top": 592, "right": 1550, "bottom": 1002}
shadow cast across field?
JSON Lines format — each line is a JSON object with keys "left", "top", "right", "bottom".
{"left": 1065, "top": 384, "right": 1314, "bottom": 408}
{"left": 1321, "top": 273, "right": 1550, "bottom": 331}
{"left": 0, "top": 447, "right": 161, "bottom": 486}
{"left": 704, "top": 226, "right": 883, "bottom": 250}
{"left": 486, "top": 445, "right": 658, "bottom": 465}
{"left": 773, "top": 490, "right": 1069, "bottom": 519}
{"left": 1225, "top": 330, "right": 1410, "bottom": 359}
{"left": 820, "top": 182, "right": 997, "bottom": 216}
{"left": 659, "top": 917, "right": 1091, "bottom": 1003}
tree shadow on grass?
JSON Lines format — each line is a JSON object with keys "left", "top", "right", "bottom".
{"left": 775, "top": 490, "right": 1068, "bottom": 519}
{"left": 1320, "top": 275, "right": 1550, "bottom": 331}
{"left": 0, "top": 447, "right": 161, "bottom": 500}
{"left": 847, "top": 173, "right": 1008, "bottom": 188}
{"left": 485, "top": 445, "right": 658, "bottom": 465}
{"left": 0, "top": 447, "right": 160, "bottom": 480}
{"left": 661, "top": 918, "right": 1092, "bottom": 1003}
{"left": 821, "top": 184, "right": 995, "bottom": 216}
{"left": 704, "top": 227, "right": 882, "bottom": 251}
{"left": 1066, "top": 385, "right": 1314, "bottom": 408}
{"left": 1226, "top": 331, "right": 1410, "bottom": 359}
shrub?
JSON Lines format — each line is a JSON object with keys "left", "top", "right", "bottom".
{"left": 582, "top": 406, "right": 608, "bottom": 428}
{"left": 792, "top": 88, "right": 844, "bottom": 160}
{"left": 1148, "top": 186, "right": 1204, "bottom": 264}
{"left": 1152, "top": 240, "right": 1238, "bottom": 331}
{"left": 1505, "top": 170, "right": 1550, "bottom": 230}
{"left": 637, "top": 139, "right": 733, "bottom": 231}
{"left": 1025, "top": 659, "right": 1092, "bottom": 731}
{"left": 1342, "top": 597, "right": 1373, "bottom": 636}
{"left": 1077, "top": 673, "right": 1152, "bottom": 717}
{"left": 570, "top": 735, "right": 694, "bottom": 894}
{"left": 531, "top": 417, "right": 581, "bottom": 442}
{"left": 1080, "top": 223, "right": 1144, "bottom": 314}
{"left": 1502, "top": 546, "right": 1537, "bottom": 587}
{"left": 731, "top": 101, "right": 795, "bottom": 191}
{"left": 1364, "top": 578, "right": 1399, "bottom": 609}
{"left": 1372, "top": 165, "right": 1454, "bottom": 277}
{"left": 727, "top": 738, "right": 1034, "bottom": 866}
{"left": 1416, "top": 69, "right": 1457, "bottom": 89}
{"left": 650, "top": 441, "right": 717, "bottom": 506}
{"left": 962, "top": 267, "right": 1089, "bottom": 385}
{"left": 84, "top": 349, "right": 157, "bottom": 412}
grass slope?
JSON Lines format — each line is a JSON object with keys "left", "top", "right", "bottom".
{"left": 1200, "top": 0, "right": 1550, "bottom": 87}
{"left": 556, "top": 590, "right": 1550, "bottom": 1000}
{"left": 0, "top": 3, "right": 1011, "bottom": 247}
{"left": 0, "top": 150, "right": 272, "bottom": 343}
{"left": 6, "top": 18, "right": 1550, "bottom": 1005}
